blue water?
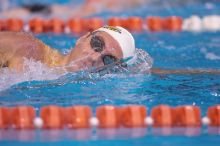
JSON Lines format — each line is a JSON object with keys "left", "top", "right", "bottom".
{"left": 1, "top": 0, "right": 220, "bottom": 146}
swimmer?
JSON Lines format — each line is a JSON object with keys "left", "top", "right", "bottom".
{"left": 0, "top": 26, "right": 134, "bottom": 73}
{"left": 0, "top": 0, "right": 147, "bottom": 18}
{"left": 0, "top": 25, "right": 220, "bottom": 75}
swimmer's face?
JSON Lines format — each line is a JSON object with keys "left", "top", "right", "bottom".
{"left": 68, "top": 31, "right": 123, "bottom": 71}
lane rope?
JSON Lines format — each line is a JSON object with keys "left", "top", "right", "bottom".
{"left": 0, "top": 15, "right": 220, "bottom": 34}
{"left": 0, "top": 104, "right": 219, "bottom": 129}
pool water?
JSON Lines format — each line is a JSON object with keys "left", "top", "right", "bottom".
{"left": 1, "top": 0, "right": 220, "bottom": 146}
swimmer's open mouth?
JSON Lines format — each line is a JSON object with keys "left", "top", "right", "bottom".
{"left": 90, "top": 59, "right": 126, "bottom": 74}
{"left": 90, "top": 48, "right": 153, "bottom": 74}
{"left": 89, "top": 58, "right": 127, "bottom": 74}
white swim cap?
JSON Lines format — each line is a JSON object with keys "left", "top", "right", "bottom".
{"left": 97, "top": 26, "right": 135, "bottom": 59}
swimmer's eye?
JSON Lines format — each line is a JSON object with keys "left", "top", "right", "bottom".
{"left": 90, "top": 36, "right": 105, "bottom": 52}
{"left": 102, "top": 55, "right": 117, "bottom": 65}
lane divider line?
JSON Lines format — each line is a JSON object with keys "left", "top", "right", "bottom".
{"left": 0, "top": 104, "right": 219, "bottom": 130}
{"left": 0, "top": 15, "right": 220, "bottom": 34}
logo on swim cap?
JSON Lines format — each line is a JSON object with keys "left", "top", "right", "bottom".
{"left": 97, "top": 26, "right": 136, "bottom": 60}
{"left": 102, "top": 26, "right": 122, "bottom": 34}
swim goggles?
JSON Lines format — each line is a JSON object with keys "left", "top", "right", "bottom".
{"left": 89, "top": 32, "right": 122, "bottom": 66}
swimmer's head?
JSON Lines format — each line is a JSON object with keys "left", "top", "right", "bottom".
{"left": 67, "top": 26, "right": 136, "bottom": 71}
{"left": 96, "top": 26, "right": 136, "bottom": 60}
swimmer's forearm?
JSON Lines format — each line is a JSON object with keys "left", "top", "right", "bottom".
{"left": 151, "top": 68, "right": 220, "bottom": 75}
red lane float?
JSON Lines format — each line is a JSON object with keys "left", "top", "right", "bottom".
{"left": 85, "top": 18, "right": 104, "bottom": 31}
{"left": 0, "top": 107, "right": 10, "bottom": 129}
{"left": 207, "top": 105, "right": 220, "bottom": 126}
{"left": 11, "top": 106, "right": 35, "bottom": 129}
{"left": 121, "top": 105, "right": 147, "bottom": 127}
{"left": 40, "top": 105, "right": 65, "bottom": 129}
{"left": 96, "top": 105, "right": 120, "bottom": 128}
{"left": 127, "top": 17, "right": 143, "bottom": 32}
{"left": 108, "top": 17, "right": 125, "bottom": 27}
{"left": 5, "top": 18, "right": 23, "bottom": 31}
{"left": 146, "top": 16, "right": 164, "bottom": 31}
{"left": 65, "top": 106, "right": 91, "bottom": 129}
{"left": 29, "top": 18, "right": 45, "bottom": 33}
{"left": 151, "top": 105, "right": 174, "bottom": 127}
{"left": 163, "top": 16, "right": 183, "bottom": 32}
{"left": 67, "top": 18, "right": 84, "bottom": 34}
{"left": 45, "top": 18, "right": 65, "bottom": 34}
{"left": 174, "top": 105, "right": 201, "bottom": 127}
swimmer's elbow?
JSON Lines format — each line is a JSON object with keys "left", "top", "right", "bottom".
{"left": 8, "top": 58, "right": 24, "bottom": 72}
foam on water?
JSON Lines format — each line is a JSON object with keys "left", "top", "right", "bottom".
{"left": 200, "top": 48, "right": 220, "bottom": 60}
{"left": 0, "top": 58, "right": 65, "bottom": 91}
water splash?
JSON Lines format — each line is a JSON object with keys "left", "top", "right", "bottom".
{"left": 94, "top": 48, "right": 153, "bottom": 75}
{"left": 200, "top": 48, "right": 220, "bottom": 60}
{"left": 0, "top": 48, "right": 152, "bottom": 91}
{"left": 0, "top": 58, "right": 65, "bottom": 91}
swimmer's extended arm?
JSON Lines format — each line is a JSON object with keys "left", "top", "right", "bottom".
{"left": 0, "top": 31, "right": 67, "bottom": 71}
{"left": 0, "top": 32, "right": 46, "bottom": 70}
{"left": 151, "top": 68, "right": 220, "bottom": 75}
